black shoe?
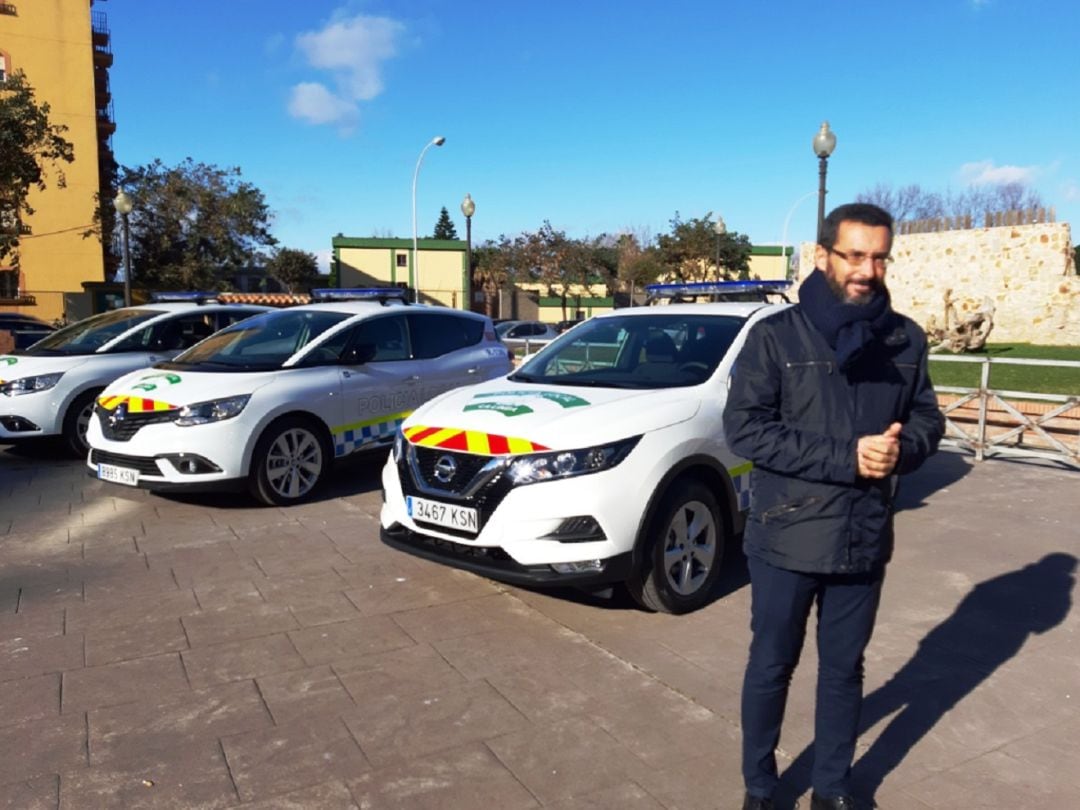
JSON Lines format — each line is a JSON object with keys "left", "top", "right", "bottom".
{"left": 810, "top": 793, "right": 857, "bottom": 810}
{"left": 742, "top": 794, "right": 775, "bottom": 810}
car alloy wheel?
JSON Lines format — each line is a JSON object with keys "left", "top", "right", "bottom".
{"left": 250, "top": 417, "right": 329, "bottom": 505}
{"left": 629, "top": 478, "right": 726, "bottom": 614}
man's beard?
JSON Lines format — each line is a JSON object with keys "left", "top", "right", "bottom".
{"left": 825, "top": 272, "right": 884, "bottom": 305}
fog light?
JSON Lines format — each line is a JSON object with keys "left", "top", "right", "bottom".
{"left": 0, "top": 416, "right": 40, "bottom": 432}
{"left": 162, "top": 454, "right": 221, "bottom": 475}
{"left": 540, "top": 516, "right": 606, "bottom": 543}
{"left": 550, "top": 560, "right": 604, "bottom": 574}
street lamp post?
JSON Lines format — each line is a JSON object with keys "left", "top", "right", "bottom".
{"left": 460, "top": 193, "right": 475, "bottom": 312}
{"left": 713, "top": 216, "right": 726, "bottom": 279}
{"left": 113, "top": 190, "right": 134, "bottom": 307}
{"left": 812, "top": 121, "right": 837, "bottom": 243}
{"left": 411, "top": 135, "right": 446, "bottom": 303}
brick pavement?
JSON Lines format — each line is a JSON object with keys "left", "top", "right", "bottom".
{"left": 1, "top": 444, "right": 1077, "bottom": 809}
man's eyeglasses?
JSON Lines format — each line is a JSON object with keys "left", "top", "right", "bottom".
{"left": 827, "top": 248, "right": 893, "bottom": 268}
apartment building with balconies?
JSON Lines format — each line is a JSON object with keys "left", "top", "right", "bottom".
{"left": 0, "top": 0, "right": 115, "bottom": 321}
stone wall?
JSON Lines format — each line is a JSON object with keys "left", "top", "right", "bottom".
{"left": 798, "top": 221, "right": 1078, "bottom": 345}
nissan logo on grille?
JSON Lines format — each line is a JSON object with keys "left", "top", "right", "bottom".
{"left": 433, "top": 454, "right": 458, "bottom": 483}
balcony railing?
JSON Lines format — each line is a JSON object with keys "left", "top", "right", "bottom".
{"left": 0, "top": 4, "right": 17, "bottom": 17}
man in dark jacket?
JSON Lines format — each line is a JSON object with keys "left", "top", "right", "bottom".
{"left": 723, "top": 203, "right": 944, "bottom": 810}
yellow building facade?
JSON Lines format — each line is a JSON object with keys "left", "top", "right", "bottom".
{"left": 332, "top": 237, "right": 471, "bottom": 309}
{"left": 1, "top": 0, "right": 111, "bottom": 321}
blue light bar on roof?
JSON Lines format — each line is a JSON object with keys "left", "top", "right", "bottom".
{"left": 310, "top": 288, "right": 409, "bottom": 303}
{"left": 645, "top": 280, "right": 793, "bottom": 298}
{"left": 149, "top": 291, "right": 220, "bottom": 303}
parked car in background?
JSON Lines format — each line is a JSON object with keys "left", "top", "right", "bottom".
{"left": 87, "top": 289, "right": 514, "bottom": 506}
{"left": 0, "top": 312, "right": 56, "bottom": 351}
{"left": 1, "top": 295, "right": 269, "bottom": 455}
{"left": 495, "top": 320, "right": 560, "bottom": 354}
{"left": 555, "top": 318, "right": 585, "bottom": 333}
{"left": 380, "top": 282, "right": 790, "bottom": 614}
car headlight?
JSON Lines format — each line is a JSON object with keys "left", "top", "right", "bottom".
{"left": 173, "top": 395, "right": 250, "bottom": 427}
{"left": 392, "top": 428, "right": 405, "bottom": 464}
{"left": 0, "top": 372, "right": 65, "bottom": 396}
{"left": 507, "top": 436, "right": 640, "bottom": 486}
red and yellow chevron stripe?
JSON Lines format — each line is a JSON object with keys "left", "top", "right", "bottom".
{"left": 97, "top": 394, "right": 178, "bottom": 414}
{"left": 404, "top": 425, "right": 549, "bottom": 455}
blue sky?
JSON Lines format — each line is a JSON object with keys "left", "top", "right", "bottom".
{"left": 106, "top": 0, "right": 1080, "bottom": 270}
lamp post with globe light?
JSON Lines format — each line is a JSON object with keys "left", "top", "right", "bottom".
{"left": 813, "top": 121, "right": 837, "bottom": 243}
{"left": 411, "top": 136, "right": 445, "bottom": 302}
{"left": 713, "top": 216, "right": 726, "bottom": 279}
{"left": 113, "top": 190, "right": 134, "bottom": 307}
{"left": 460, "top": 193, "right": 475, "bottom": 310}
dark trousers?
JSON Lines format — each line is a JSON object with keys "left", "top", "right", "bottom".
{"left": 742, "top": 556, "right": 884, "bottom": 798}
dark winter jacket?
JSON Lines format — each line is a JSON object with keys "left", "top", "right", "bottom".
{"left": 722, "top": 304, "right": 944, "bottom": 574}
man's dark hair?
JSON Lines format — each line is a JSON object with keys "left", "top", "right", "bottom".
{"left": 819, "top": 203, "right": 894, "bottom": 249}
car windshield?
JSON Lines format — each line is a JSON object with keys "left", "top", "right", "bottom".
{"left": 510, "top": 313, "right": 747, "bottom": 389}
{"left": 21, "top": 309, "right": 159, "bottom": 356}
{"left": 161, "top": 309, "right": 350, "bottom": 371}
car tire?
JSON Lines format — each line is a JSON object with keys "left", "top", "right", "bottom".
{"left": 248, "top": 416, "right": 332, "bottom": 506}
{"left": 628, "top": 478, "right": 726, "bottom": 614}
{"left": 62, "top": 389, "right": 102, "bottom": 458}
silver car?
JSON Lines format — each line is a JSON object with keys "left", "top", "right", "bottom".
{"left": 495, "top": 320, "right": 559, "bottom": 354}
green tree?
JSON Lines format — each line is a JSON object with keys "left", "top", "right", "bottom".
{"left": 616, "top": 232, "right": 665, "bottom": 299}
{"left": 266, "top": 247, "right": 319, "bottom": 293}
{"left": 0, "top": 70, "right": 75, "bottom": 267}
{"left": 433, "top": 206, "right": 458, "bottom": 239}
{"left": 116, "top": 158, "right": 277, "bottom": 290}
{"left": 473, "top": 234, "right": 521, "bottom": 318}
{"left": 657, "top": 212, "right": 751, "bottom": 281}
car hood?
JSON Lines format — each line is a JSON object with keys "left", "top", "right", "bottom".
{"left": 0, "top": 353, "right": 89, "bottom": 382}
{"left": 404, "top": 377, "right": 701, "bottom": 452}
{"left": 99, "top": 367, "right": 278, "bottom": 410}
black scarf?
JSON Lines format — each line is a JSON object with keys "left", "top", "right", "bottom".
{"left": 798, "top": 269, "right": 895, "bottom": 372}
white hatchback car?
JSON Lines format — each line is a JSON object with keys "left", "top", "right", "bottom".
{"left": 0, "top": 296, "right": 269, "bottom": 455}
{"left": 381, "top": 284, "right": 789, "bottom": 613}
{"left": 87, "top": 289, "right": 513, "bottom": 505}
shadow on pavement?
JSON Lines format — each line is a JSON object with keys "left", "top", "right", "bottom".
{"left": 775, "top": 551, "right": 1077, "bottom": 808}
{"left": 894, "top": 449, "right": 972, "bottom": 511}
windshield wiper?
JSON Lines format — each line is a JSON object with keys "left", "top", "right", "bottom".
{"left": 507, "top": 371, "right": 541, "bottom": 382}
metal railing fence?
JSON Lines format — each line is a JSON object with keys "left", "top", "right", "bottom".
{"left": 930, "top": 354, "right": 1080, "bottom": 467}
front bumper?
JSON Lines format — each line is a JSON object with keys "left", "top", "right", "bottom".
{"left": 86, "top": 413, "right": 251, "bottom": 489}
{"left": 380, "top": 521, "right": 633, "bottom": 586}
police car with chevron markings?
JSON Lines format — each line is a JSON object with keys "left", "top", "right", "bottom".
{"left": 86, "top": 289, "right": 512, "bottom": 505}
{"left": 381, "top": 281, "right": 790, "bottom": 614}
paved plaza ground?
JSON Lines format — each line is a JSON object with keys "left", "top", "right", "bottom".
{"left": 1, "top": 444, "right": 1077, "bottom": 809}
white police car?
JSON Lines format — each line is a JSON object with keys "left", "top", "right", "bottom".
{"left": 87, "top": 289, "right": 513, "bottom": 506}
{"left": 380, "top": 281, "right": 790, "bottom": 614}
{"left": 0, "top": 295, "right": 269, "bottom": 455}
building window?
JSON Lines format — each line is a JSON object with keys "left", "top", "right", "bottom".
{"left": 0, "top": 269, "right": 18, "bottom": 299}
{"left": 396, "top": 253, "right": 408, "bottom": 268}
{"left": 0, "top": 51, "right": 8, "bottom": 82}
{"left": 0, "top": 6, "right": 17, "bottom": 18}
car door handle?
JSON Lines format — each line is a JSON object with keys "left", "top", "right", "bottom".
{"left": 466, "top": 366, "right": 479, "bottom": 375}
{"left": 407, "top": 375, "right": 421, "bottom": 382}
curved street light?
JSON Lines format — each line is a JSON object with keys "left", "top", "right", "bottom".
{"left": 780, "top": 190, "right": 818, "bottom": 280}
{"left": 460, "top": 193, "right": 475, "bottom": 311}
{"left": 411, "top": 135, "right": 446, "bottom": 303}
{"left": 812, "top": 121, "right": 837, "bottom": 242}
{"left": 113, "top": 190, "right": 134, "bottom": 307}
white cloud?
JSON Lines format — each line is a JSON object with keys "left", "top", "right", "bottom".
{"left": 288, "top": 82, "right": 357, "bottom": 127}
{"left": 287, "top": 14, "right": 404, "bottom": 130}
{"left": 958, "top": 160, "right": 1038, "bottom": 186}
{"left": 1062, "top": 181, "right": 1080, "bottom": 202}
{"left": 314, "top": 249, "right": 333, "bottom": 274}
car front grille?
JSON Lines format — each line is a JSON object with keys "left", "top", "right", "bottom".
{"left": 399, "top": 445, "right": 518, "bottom": 539}
{"left": 89, "top": 449, "right": 163, "bottom": 476}
{"left": 95, "top": 402, "right": 177, "bottom": 441}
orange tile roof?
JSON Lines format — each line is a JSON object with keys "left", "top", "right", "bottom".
{"left": 216, "top": 292, "right": 311, "bottom": 306}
